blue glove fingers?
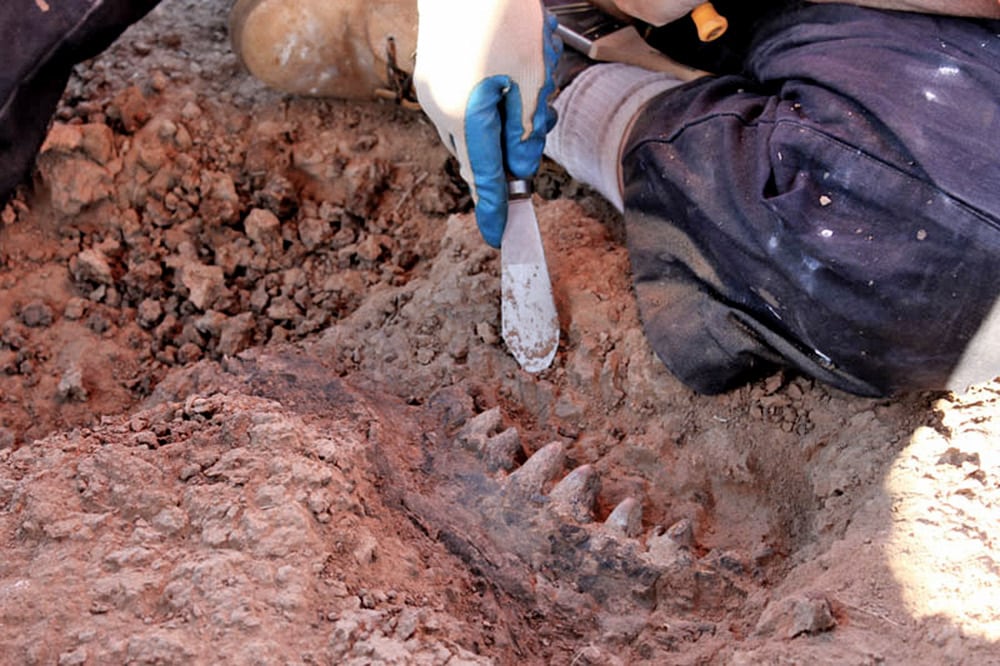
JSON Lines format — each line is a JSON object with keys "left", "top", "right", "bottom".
{"left": 465, "top": 75, "right": 512, "bottom": 248}
{"left": 503, "top": 12, "right": 562, "bottom": 179}
{"left": 542, "top": 11, "right": 563, "bottom": 134}
{"left": 463, "top": 16, "right": 563, "bottom": 248}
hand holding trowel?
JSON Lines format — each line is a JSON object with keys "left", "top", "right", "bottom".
{"left": 413, "top": 0, "right": 563, "bottom": 372}
{"left": 496, "top": 0, "right": 729, "bottom": 373}
{"left": 500, "top": 0, "right": 727, "bottom": 372}
{"left": 414, "top": 0, "right": 725, "bottom": 372}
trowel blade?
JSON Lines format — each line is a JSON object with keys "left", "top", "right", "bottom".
{"left": 500, "top": 196, "right": 559, "bottom": 373}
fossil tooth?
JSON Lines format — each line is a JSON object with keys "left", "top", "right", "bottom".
{"left": 504, "top": 441, "right": 565, "bottom": 499}
{"left": 665, "top": 518, "right": 694, "bottom": 548}
{"left": 457, "top": 406, "right": 503, "bottom": 451}
{"left": 605, "top": 496, "right": 643, "bottom": 537}
{"left": 549, "top": 464, "right": 600, "bottom": 523}
{"left": 646, "top": 518, "right": 696, "bottom": 567}
{"left": 483, "top": 427, "right": 523, "bottom": 472}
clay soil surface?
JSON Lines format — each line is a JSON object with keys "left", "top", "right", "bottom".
{"left": 1, "top": 1, "right": 999, "bottom": 664}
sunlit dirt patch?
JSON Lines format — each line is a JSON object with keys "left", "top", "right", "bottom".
{"left": 886, "top": 384, "right": 1000, "bottom": 641}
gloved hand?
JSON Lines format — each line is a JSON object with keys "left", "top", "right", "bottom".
{"left": 611, "top": 0, "right": 704, "bottom": 26}
{"left": 414, "top": 0, "right": 561, "bottom": 248}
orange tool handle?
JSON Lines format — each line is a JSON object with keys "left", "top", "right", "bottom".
{"left": 691, "top": 2, "right": 728, "bottom": 42}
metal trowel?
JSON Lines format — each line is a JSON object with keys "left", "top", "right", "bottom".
{"left": 501, "top": 179, "right": 559, "bottom": 372}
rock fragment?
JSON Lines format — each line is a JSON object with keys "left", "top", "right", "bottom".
{"left": 178, "top": 263, "right": 225, "bottom": 311}
{"left": 63, "top": 298, "right": 88, "bottom": 321}
{"left": 216, "top": 313, "right": 256, "bottom": 356}
{"left": 136, "top": 299, "right": 164, "bottom": 329}
{"left": 72, "top": 249, "right": 115, "bottom": 285}
{"left": 298, "top": 216, "right": 331, "bottom": 251}
{"left": 57, "top": 365, "right": 88, "bottom": 402}
{"left": 754, "top": 593, "right": 837, "bottom": 639}
{"left": 244, "top": 208, "right": 282, "bottom": 255}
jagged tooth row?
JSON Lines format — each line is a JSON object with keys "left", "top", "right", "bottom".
{"left": 476, "top": 420, "right": 708, "bottom": 568}
{"left": 443, "top": 410, "right": 752, "bottom": 621}
{"left": 495, "top": 438, "right": 650, "bottom": 534}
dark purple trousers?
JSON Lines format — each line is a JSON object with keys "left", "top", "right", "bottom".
{"left": 624, "top": 3, "right": 1000, "bottom": 396}
{"left": 0, "top": 0, "right": 160, "bottom": 200}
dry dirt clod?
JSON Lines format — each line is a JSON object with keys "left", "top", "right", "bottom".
{"left": 71, "top": 248, "right": 115, "bottom": 286}
{"left": 18, "top": 300, "right": 54, "bottom": 328}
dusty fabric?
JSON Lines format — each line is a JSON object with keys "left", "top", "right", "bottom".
{"left": 811, "top": 0, "right": 1000, "bottom": 18}
{"left": 0, "top": 0, "right": 160, "bottom": 202}
{"left": 623, "top": 3, "right": 1000, "bottom": 395}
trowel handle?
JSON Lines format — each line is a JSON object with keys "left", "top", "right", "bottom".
{"left": 507, "top": 178, "right": 532, "bottom": 201}
{"left": 691, "top": 2, "right": 728, "bottom": 42}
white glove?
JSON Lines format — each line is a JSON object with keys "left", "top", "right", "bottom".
{"left": 414, "top": 0, "right": 560, "bottom": 247}
{"left": 612, "top": 0, "right": 704, "bottom": 26}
